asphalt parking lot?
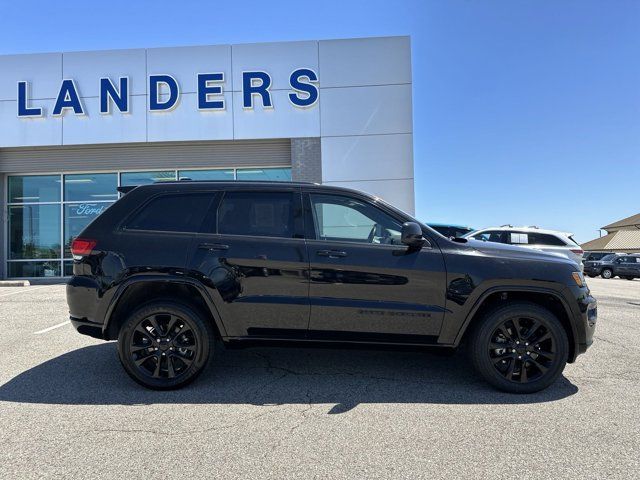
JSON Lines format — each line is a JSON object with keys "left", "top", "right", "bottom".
{"left": 0, "top": 278, "right": 638, "bottom": 479}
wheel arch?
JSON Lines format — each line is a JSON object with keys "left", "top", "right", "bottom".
{"left": 454, "top": 286, "right": 579, "bottom": 362}
{"left": 104, "top": 276, "right": 227, "bottom": 341}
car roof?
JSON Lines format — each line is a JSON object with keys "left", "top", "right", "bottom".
{"left": 469, "top": 226, "right": 573, "bottom": 237}
{"left": 427, "top": 223, "right": 473, "bottom": 230}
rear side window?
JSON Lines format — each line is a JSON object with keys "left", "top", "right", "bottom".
{"left": 217, "top": 191, "right": 294, "bottom": 238}
{"left": 528, "top": 233, "right": 567, "bottom": 246}
{"left": 125, "top": 193, "right": 213, "bottom": 232}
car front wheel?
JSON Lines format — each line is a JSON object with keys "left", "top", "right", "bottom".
{"left": 117, "top": 301, "right": 214, "bottom": 390}
{"left": 470, "top": 302, "right": 568, "bottom": 393}
{"left": 601, "top": 268, "right": 613, "bottom": 279}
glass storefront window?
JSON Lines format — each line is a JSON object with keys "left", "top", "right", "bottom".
{"left": 64, "top": 173, "right": 118, "bottom": 202}
{"left": 6, "top": 167, "right": 292, "bottom": 277}
{"left": 120, "top": 171, "right": 176, "bottom": 186}
{"left": 8, "top": 261, "right": 61, "bottom": 278}
{"left": 8, "top": 205, "right": 61, "bottom": 259}
{"left": 64, "top": 202, "right": 114, "bottom": 257}
{"left": 8, "top": 175, "right": 60, "bottom": 203}
{"left": 178, "top": 169, "right": 235, "bottom": 181}
{"left": 236, "top": 167, "right": 291, "bottom": 182}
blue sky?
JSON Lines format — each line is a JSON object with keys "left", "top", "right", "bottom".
{"left": 1, "top": 0, "right": 638, "bottom": 242}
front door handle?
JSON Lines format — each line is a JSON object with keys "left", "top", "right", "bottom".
{"left": 198, "top": 243, "right": 229, "bottom": 251}
{"left": 317, "top": 249, "right": 347, "bottom": 258}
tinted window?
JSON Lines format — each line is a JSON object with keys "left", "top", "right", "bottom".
{"left": 473, "top": 231, "right": 504, "bottom": 243}
{"left": 528, "top": 233, "right": 567, "bottom": 246}
{"left": 126, "top": 194, "right": 213, "bottom": 232}
{"left": 217, "top": 191, "right": 294, "bottom": 238}
{"left": 601, "top": 254, "right": 616, "bottom": 262}
{"left": 310, "top": 194, "right": 402, "bottom": 244}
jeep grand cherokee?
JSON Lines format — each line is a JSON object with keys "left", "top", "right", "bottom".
{"left": 66, "top": 181, "right": 597, "bottom": 393}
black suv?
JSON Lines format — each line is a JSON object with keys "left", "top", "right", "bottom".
{"left": 67, "top": 182, "right": 597, "bottom": 393}
{"left": 584, "top": 253, "right": 640, "bottom": 279}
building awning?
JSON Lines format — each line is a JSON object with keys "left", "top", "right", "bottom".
{"left": 581, "top": 230, "right": 640, "bottom": 251}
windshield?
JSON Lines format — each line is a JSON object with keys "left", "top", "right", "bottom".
{"left": 600, "top": 254, "right": 616, "bottom": 262}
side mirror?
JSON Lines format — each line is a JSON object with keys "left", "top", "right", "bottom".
{"left": 401, "top": 222, "right": 425, "bottom": 248}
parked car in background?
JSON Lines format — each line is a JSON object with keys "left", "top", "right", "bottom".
{"left": 427, "top": 223, "right": 474, "bottom": 238}
{"left": 462, "top": 226, "right": 584, "bottom": 266}
{"left": 582, "top": 251, "right": 617, "bottom": 263}
{"left": 583, "top": 253, "right": 640, "bottom": 279}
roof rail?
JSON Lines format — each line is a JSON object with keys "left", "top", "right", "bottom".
{"left": 500, "top": 224, "right": 513, "bottom": 228}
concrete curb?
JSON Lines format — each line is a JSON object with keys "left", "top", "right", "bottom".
{"left": 0, "top": 280, "right": 31, "bottom": 287}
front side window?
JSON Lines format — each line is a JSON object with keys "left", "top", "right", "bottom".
{"left": 217, "top": 191, "right": 295, "bottom": 238}
{"left": 310, "top": 194, "right": 402, "bottom": 244}
{"left": 125, "top": 194, "right": 214, "bottom": 232}
{"left": 473, "top": 231, "right": 504, "bottom": 243}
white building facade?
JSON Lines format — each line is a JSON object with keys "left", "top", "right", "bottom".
{"left": 0, "top": 36, "right": 414, "bottom": 279}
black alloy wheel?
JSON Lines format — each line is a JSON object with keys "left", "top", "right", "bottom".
{"left": 488, "top": 316, "right": 555, "bottom": 384}
{"left": 117, "top": 302, "right": 214, "bottom": 389}
{"left": 470, "top": 302, "right": 568, "bottom": 393}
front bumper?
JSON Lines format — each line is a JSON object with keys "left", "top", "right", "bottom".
{"left": 583, "top": 266, "right": 602, "bottom": 276}
{"left": 575, "top": 294, "right": 597, "bottom": 357}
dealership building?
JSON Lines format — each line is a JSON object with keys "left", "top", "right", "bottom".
{"left": 0, "top": 36, "right": 414, "bottom": 279}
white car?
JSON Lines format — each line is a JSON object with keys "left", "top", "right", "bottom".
{"left": 462, "top": 226, "right": 584, "bottom": 266}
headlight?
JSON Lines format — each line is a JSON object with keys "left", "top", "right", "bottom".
{"left": 572, "top": 271, "right": 586, "bottom": 287}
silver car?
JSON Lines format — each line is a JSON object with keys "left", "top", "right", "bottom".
{"left": 462, "top": 226, "right": 584, "bottom": 266}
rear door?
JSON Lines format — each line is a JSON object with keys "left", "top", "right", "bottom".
{"left": 188, "top": 187, "right": 309, "bottom": 338}
{"left": 304, "top": 191, "right": 447, "bottom": 343}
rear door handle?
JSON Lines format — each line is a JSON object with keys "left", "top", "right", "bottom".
{"left": 316, "top": 249, "right": 347, "bottom": 258}
{"left": 198, "top": 243, "right": 229, "bottom": 251}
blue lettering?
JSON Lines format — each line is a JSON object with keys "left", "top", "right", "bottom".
{"left": 197, "top": 73, "right": 225, "bottom": 110}
{"left": 17, "top": 81, "right": 43, "bottom": 117}
{"left": 288, "top": 69, "right": 319, "bottom": 107}
{"left": 149, "top": 75, "right": 179, "bottom": 111}
{"left": 100, "top": 77, "right": 129, "bottom": 114}
{"left": 242, "top": 71, "right": 272, "bottom": 109}
{"left": 52, "top": 79, "right": 84, "bottom": 116}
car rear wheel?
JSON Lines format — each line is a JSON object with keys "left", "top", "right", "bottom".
{"left": 624, "top": 276, "right": 635, "bottom": 280}
{"left": 601, "top": 268, "right": 613, "bottom": 279}
{"left": 117, "top": 301, "right": 214, "bottom": 390}
{"left": 470, "top": 302, "right": 568, "bottom": 393}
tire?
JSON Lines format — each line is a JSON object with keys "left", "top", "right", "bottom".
{"left": 117, "top": 301, "right": 215, "bottom": 390}
{"left": 469, "top": 302, "right": 569, "bottom": 394}
{"left": 586, "top": 274, "right": 597, "bottom": 278}
{"left": 624, "top": 276, "right": 635, "bottom": 280}
{"left": 601, "top": 268, "right": 613, "bottom": 279}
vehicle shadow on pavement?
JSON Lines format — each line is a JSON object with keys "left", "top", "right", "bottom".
{"left": 0, "top": 343, "right": 578, "bottom": 412}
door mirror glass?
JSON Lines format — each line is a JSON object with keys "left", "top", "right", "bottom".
{"left": 401, "top": 222, "right": 425, "bottom": 248}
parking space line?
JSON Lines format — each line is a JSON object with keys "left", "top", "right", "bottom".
{"left": 34, "top": 320, "right": 71, "bottom": 335}
{"left": 0, "top": 285, "right": 59, "bottom": 298}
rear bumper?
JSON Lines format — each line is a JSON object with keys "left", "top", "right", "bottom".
{"left": 70, "top": 316, "right": 105, "bottom": 339}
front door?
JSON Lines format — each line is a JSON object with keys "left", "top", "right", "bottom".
{"left": 304, "top": 192, "right": 447, "bottom": 343}
{"left": 189, "top": 187, "right": 309, "bottom": 338}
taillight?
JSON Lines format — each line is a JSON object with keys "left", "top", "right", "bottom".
{"left": 571, "top": 249, "right": 584, "bottom": 255}
{"left": 71, "top": 238, "right": 97, "bottom": 258}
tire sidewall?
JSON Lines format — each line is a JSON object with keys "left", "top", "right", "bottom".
{"left": 117, "top": 301, "right": 213, "bottom": 390}
{"left": 471, "top": 303, "right": 569, "bottom": 393}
